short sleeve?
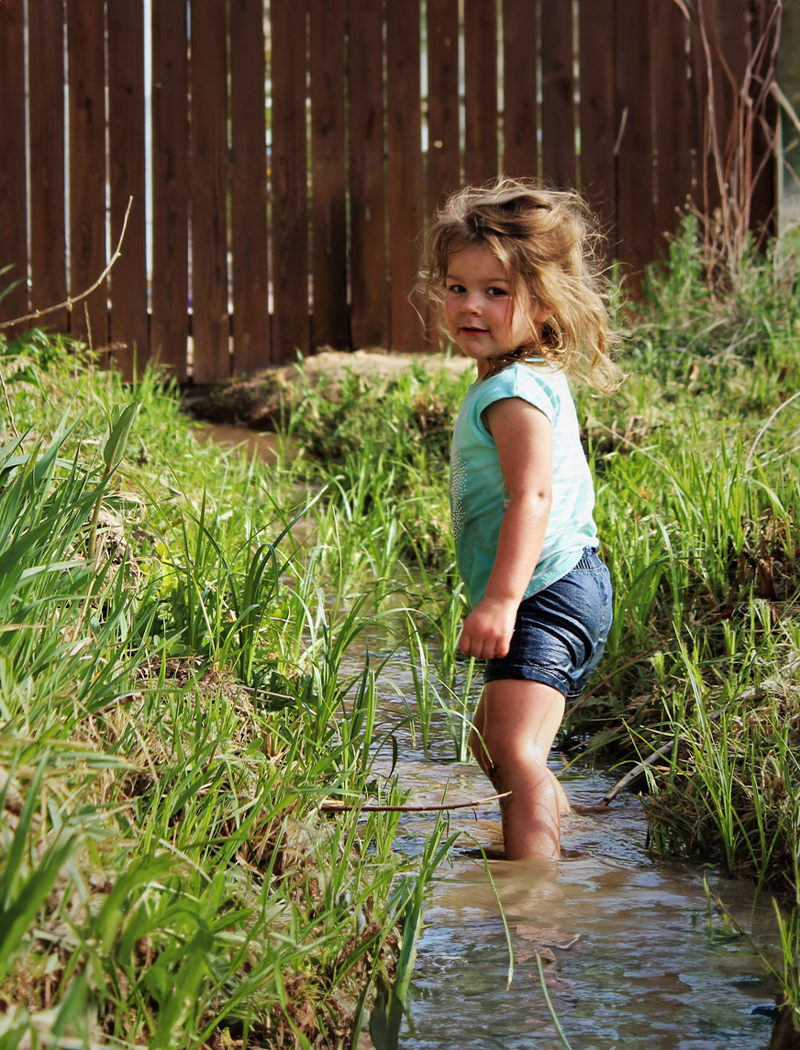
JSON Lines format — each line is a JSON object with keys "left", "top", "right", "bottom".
{"left": 472, "top": 364, "right": 560, "bottom": 433}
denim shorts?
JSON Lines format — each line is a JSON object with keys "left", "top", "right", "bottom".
{"left": 484, "top": 547, "right": 613, "bottom": 699}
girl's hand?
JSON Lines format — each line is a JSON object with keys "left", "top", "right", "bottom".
{"left": 458, "top": 597, "right": 519, "bottom": 660}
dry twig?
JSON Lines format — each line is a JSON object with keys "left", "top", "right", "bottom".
{"left": 0, "top": 197, "right": 132, "bottom": 332}
{"left": 320, "top": 790, "right": 511, "bottom": 814}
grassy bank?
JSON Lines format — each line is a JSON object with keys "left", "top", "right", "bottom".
{"left": 0, "top": 339, "right": 454, "bottom": 1048}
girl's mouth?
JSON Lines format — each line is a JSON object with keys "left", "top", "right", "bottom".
{"left": 461, "top": 326, "right": 488, "bottom": 334}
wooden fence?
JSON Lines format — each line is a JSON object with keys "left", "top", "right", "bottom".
{"left": 0, "top": 0, "right": 778, "bottom": 384}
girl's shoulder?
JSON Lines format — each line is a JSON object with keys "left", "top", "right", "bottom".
{"left": 470, "top": 360, "right": 570, "bottom": 425}
{"left": 487, "top": 360, "right": 571, "bottom": 398}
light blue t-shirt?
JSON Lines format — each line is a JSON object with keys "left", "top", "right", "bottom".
{"left": 449, "top": 361, "right": 598, "bottom": 607}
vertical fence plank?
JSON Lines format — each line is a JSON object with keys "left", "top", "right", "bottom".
{"left": 67, "top": 0, "right": 108, "bottom": 351}
{"left": 151, "top": 0, "right": 189, "bottom": 380}
{"left": 230, "top": 0, "right": 269, "bottom": 373}
{"left": 0, "top": 0, "right": 28, "bottom": 327}
{"left": 614, "top": 0, "right": 654, "bottom": 294}
{"left": 651, "top": 0, "right": 693, "bottom": 249}
{"left": 310, "top": 0, "right": 348, "bottom": 350}
{"left": 108, "top": 0, "right": 148, "bottom": 378}
{"left": 747, "top": 0, "right": 779, "bottom": 237}
{"left": 713, "top": 0, "right": 751, "bottom": 148}
{"left": 28, "top": 0, "right": 67, "bottom": 331}
{"left": 425, "top": 0, "right": 460, "bottom": 348}
{"left": 426, "top": 0, "right": 460, "bottom": 213}
{"left": 692, "top": 0, "right": 721, "bottom": 219}
{"left": 271, "top": 0, "right": 309, "bottom": 360}
{"left": 541, "top": 0, "right": 576, "bottom": 188}
{"left": 386, "top": 0, "right": 424, "bottom": 350}
{"left": 579, "top": 0, "right": 616, "bottom": 244}
{"left": 502, "top": 0, "right": 538, "bottom": 180}
{"left": 464, "top": 0, "right": 498, "bottom": 186}
{"left": 190, "top": 0, "right": 229, "bottom": 383}
{"left": 348, "top": 0, "right": 388, "bottom": 349}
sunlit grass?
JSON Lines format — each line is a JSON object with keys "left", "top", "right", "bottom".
{"left": 1, "top": 214, "right": 799, "bottom": 1041}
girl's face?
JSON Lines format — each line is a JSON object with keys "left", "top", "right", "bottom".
{"left": 444, "top": 244, "right": 548, "bottom": 377}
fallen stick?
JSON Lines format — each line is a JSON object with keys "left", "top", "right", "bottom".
{"left": 600, "top": 740, "right": 677, "bottom": 806}
{"left": 320, "top": 791, "right": 511, "bottom": 813}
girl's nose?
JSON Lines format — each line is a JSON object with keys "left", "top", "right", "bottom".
{"left": 463, "top": 291, "right": 481, "bottom": 313}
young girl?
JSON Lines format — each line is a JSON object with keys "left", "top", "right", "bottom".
{"left": 416, "top": 178, "right": 620, "bottom": 862}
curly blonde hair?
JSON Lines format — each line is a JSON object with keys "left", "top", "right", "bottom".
{"left": 415, "top": 178, "right": 622, "bottom": 391}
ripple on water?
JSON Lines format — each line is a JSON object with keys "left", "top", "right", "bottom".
{"left": 385, "top": 758, "right": 780, "bottom": 1050}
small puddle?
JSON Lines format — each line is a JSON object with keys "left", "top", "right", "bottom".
{"left": 191, "top": 422, "right": 282, "bottom": 460}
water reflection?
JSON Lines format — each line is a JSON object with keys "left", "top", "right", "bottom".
{"left": 191, "top": 422, "right": 281, "bottom": 460}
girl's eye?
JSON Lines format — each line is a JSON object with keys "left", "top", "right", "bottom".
{"left": 446, "top": 283, "right": 465, "bottom": 294}
{"left": 487, "top": 286, "right": 508, "bottom": 297}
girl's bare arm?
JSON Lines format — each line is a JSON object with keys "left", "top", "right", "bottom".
{"left": 458, "top": 396, "right": 553, "bottom": 660}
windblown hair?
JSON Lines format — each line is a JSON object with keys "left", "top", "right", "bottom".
{"left": 415, "top": 178, "right": 622, "bottom": 391}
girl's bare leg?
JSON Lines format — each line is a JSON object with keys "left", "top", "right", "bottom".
{"left": 470, "top": 680, "right": 567, "bottom": 861}
{"left": 472, "top": 687, "right": 571, "bottom": 816}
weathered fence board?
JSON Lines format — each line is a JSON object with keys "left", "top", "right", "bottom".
{"left": 310, "top": 0, "right": 349, "bottom": 351}
{"left": 651, "top": 0, "right": 694, "bottom": 246}
{"left": 28, "top": 0, "right": 67, "bottom": 332}
{"left": 386, "top": 0, "right": 424, "bottom": 352}
{"left": 271, "top": 0, "right": 309, "bottom": 362}
{"left": 541, "top": 0, "right": 576, "bottom": 189}
{"left": 108, "top": 0, "right": 148, "bottom": 379}
{"left": 1, "top": 0, "right": 779, "bottom": 383}
{"left": 503, "top": 0, "right": 539, "bottom": 181}
{"left": 748, "top": 0, "right": 780, "bottom": 236}
{"left": 230, "top": 0, "right": 270, "bottom": 375}
{"left": 0, "top": 0, "right": 28, "bottom": 327}
{"left": 67, "top": 0, "right": 108, "bottom": 351}
{"left": 151, "top": 0, "right": 189, "bottom": 380}
{"left": 190, "top": 0, "right": 229, "bottom": 383}
{"left": 427, "top": 0, "right": 460, "bottom": 214}
{"left": 614, "top": 0, "right": 655, "bottom": 294}
{"left": 464, "top": 0, "right": 498, "bottom": 187}
{"left": 578, "top": 0, "right": 616, "bottom": 246}
{"left": 347, "top": 0, "right": 388, "bottom": 350}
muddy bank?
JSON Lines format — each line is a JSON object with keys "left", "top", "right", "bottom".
{"left": 182, "top": 349, "right": 472, "bottom": 428}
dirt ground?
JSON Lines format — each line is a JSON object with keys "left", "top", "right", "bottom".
{"left": 182, "top": 349, "right": 472, "bottom": 428}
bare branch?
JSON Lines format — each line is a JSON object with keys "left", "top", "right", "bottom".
{"left": 0, "top": 197, "right": 132, "bottom": 332}
{"left": 320, "top": 790, "right": 511, "bottom": 813}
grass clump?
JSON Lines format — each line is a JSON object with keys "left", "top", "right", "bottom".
{"left": 0, "top": 336, "right": 453, "bottom": 1048}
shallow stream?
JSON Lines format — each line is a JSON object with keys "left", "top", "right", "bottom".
{"left": 369, "top": 653, "right": 781, "bottom": 1048}
{"left": 385, "top": 755, "right": 779, "bottom": 1049}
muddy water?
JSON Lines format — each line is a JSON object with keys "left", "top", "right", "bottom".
{"left": 191, "top": 422, "right": 282, "bottom": 460}
{"left": 369, "top": 667, "right": 780, "bottom": 1049}
{"left": 382, "top": 756, "right": 779, "bottom": 1049}
{"left": 196, "top": 424, "right": 780, "bottom": 1049}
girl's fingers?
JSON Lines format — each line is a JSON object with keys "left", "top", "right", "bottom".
{"left": 460, "top": 630, "right": 511, "bottom": 660}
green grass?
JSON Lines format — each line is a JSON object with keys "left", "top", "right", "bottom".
{"left": 1, "top": 214, "right": 799, "bottom": 1041}
{"left": 0, "top": 338, "right": 456, "bottom": 1048}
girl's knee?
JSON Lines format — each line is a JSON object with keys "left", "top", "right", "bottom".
{"left": 482, "top": 732, "right": 548, "bottom": 783}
